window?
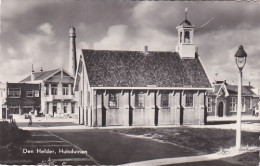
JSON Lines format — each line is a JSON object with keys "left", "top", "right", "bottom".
{"left": 71, "top": 103, "right": 75, "bottom": 113}
{"left": 63, "top": 103, "right": 67, "bottom": 113}
{"left": 62, "top": 84, "right": 69, "bottom": 95}
{"left": 8, "top": 88, "right": 21, "bottom": 98}
{"left": 45, "top": 84, "right": 49, "bottom": 96}
{"left": 109, "top": 93, "right": 118, "bottom": 108}
{"left": 185, "top": 92, "right": 193, "bottom": 107}
{"left": 242, "top": 97, "right": 246, "bottom": 112}
{"left": 9, "top": 105, "right": 20, "bottom": 114}
{"left": 51, "top": 84, "right": 58, "bottom": 95}
{"left": 161, "top": 93, "right": 169, "bottom": 107}
{"left": 184, "top": 30, "right": 190, "bottom": 43}
{"left": 26, "top": 90, "right": 34, "bottom": 97}
{"left": 207, "top": 98, "right": 212, "bottom": 112}
{"left": 23, "top": 105, "right": 33, "bottom": 114}
{"left": 135, "top": 92, "right": 145, "bottom": 107}
{"left": 230, "top": 97, "right": 237, "bottom": 112}
{"left": 249, "top": 98, "right": 253, "bottom": 109}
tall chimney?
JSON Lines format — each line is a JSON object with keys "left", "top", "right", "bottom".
{"left": 69, "top": 26, "right": 77, "bottom": 77}
{"left": 31, "top": 64, "right": 35, "bottom": 81}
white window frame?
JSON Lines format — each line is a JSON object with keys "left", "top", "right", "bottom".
{"left": 135, "top": 92, "right": 145, "bottom": 108}
{"left": 26, "top": 89, "right": 34, "bottom": 98}
{"left": 230, "top": 97, "right": 237, "bottom": 112}
{"left": 242, "top": 97, "right": 246, "bottom": 112}
{"left": 108, "top": 93, "right": 119, "bottom": 108}
{"left": 8, "top": 88, "right": 21, "bottom": 98}
{"left": 185, "top": 92, "right": 194, "bottom": 107}
{"left": 62, "top": 84, "right": 69, "bottom": 95}
{"left": 207, "top": 97, "right": 212, "bottom": 112}
{"left": 161, "top": 92, "right": 169, "bottom": 107}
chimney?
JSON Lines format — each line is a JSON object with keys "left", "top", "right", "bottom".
{"left": 40, "top": 67, "right": 43, "bottom": 72}
{"left": 69, "top": 26, "right": 77, "bottom": 77}
{"left": 31, "top": 64, "right": 35, "bottom": 81}
{"left": 249, "top": 81, "right": 251, "bottom": 87}
{"left": 144, "top": 46, "right": 148, "bottom": 55}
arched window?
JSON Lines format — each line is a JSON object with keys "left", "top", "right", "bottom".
{"left": 184, "top": 30, "right": 190, "bottom": 43}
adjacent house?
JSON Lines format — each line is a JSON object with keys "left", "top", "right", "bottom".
{"left": 20, "top": 68, "right": 77, "bottom": 118}
{"left": 207, "top": 81, "right": 259, "bottom": 120}
{"left": 74, "top": 11, "right": 212, "bottom": 127}
{"left": 0, "top": 82, "right": 41, "bottom": 120}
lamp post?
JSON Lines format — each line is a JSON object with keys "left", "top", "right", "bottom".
{"left": 234, "top": 45, "right": 247, "bottom": 151}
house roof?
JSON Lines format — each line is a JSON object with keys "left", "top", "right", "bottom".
{"left": 82, "top": 49, "right": 212, "bottom": 88}
{"left": 20, "top": 69, "right": 59, "bottom": 82}
{"left": 208, "top": 83, "right": 256, "bottom": 96}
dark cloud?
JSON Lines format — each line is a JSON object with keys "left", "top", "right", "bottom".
{"left": 1, "top": 0, "right": 260, "bottom": 88}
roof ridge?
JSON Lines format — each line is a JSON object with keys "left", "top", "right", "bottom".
{"left": 82, "top": 49, "right": 175, "bottom": 53}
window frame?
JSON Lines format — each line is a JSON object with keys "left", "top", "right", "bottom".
{"left": 26, "top": 89, "right": 34, "bottom": 98}
{"left": 62, "top": 84, "right": 69, "bottom": 95}
{"left": 207, "top": 97, "right": 212, "bottom": 112}
{"left": 8, "top": 88, "right": 21, "bottom": 98}
{"left": 51, "top": 84, "right": 58, "bottom": 95}
{"left": 185, "top": 92, "right": 194, "bottom": 107}
{"left": 135, "top": 92, "right": 145, "bottom": 108}
{"left": 108, "top": 92, "right": 119, "bottom": 108}
{"left": 230, "top": 97, "right": 237, "bottom": 112}
{"left": 161, "top": 92, "right": 169, "bottom": 108}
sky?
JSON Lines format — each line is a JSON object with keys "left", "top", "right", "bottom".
{"left": 1, "top": 0, "right": 260, "bottom": 88}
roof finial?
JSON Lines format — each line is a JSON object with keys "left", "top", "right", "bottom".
{"left": 185, "top": 8, "right": 188, "bottom": 20}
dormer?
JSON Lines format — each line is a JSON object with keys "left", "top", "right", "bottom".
{"left": 175, "top": 8, "right": 196, "bottom": 59}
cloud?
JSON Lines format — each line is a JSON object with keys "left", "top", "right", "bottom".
{"left": 38, "top": 23, "right": 53, "bottom": 35}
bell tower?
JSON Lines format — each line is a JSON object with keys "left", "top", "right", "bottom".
{"left": 175, "top": 8, "right": 196, "bottom": 59}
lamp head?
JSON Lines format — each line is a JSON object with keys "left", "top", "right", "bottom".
{"left": 235, "top": 45, "right": 247, "bottom": 69}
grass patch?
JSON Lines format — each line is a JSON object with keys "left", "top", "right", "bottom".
{"left": 113, "top": 127, "right": 259, "bottom": 153}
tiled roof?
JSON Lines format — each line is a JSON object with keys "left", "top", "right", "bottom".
{"left": 226, "top": 85, "right": 255, "bottom": 96}
{"left": 82, "top": 49, "right": 212, "bottom": 88}
{"left": 208, "top": 83, "right": 256, "bottom": 96}
{"left": 20, "top": 69, "right": 59, "bottom": 82}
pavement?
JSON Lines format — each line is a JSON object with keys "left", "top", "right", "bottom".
{"left": 17, "top": 123, "right": 260, "bottom": 165}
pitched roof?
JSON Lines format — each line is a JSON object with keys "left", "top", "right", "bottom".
{"left": 179, "top": 19, "right": 194, "bottom": 27}
{"left": 20, "top": 69, "right": 59, "bottom": 82}
{"left": 208, "top": 83, "right": 256, "bottom": 96}
{"left": 82, "top": 49, "right": 212, "bottom": 88}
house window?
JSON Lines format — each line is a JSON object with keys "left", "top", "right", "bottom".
{"left": 8, "top": 88, "right": 21, "bottom": 98}
{"left": 9, "top": 105, "right": 20, "bottom": 114}
{"left": 63, "top": 103, "right": 67, "bottom": 113}
{"left": 185, "top": 92, "right": 193, "bottom": 107}
{"left": 109, "top": 93, "right": 118, "bottom": 108}
{"left": 51, "top": 84, "right": 58, "bottom": 95}
{"left": 207, "top": 97, "right": 212, "bottom": 112}
{"left": 242, "top": 97, "right": 246, "bottom": 112}
{"left": 71, "top": 103, "right": 75, "bottom": 113}
{"left": 62, "top": 84, "right": 69, "bottom": 95}
{"left": 249, "top": 98, "right": 253, "bottom": 109}
{"left": 135, "top": 92, "right": 145, "bottom": 107}
{"left": 230, "top": 97, "right": 237, "bottom": 112}
{"left": 26, "top": 90, "right": 34, "bottom": 97}
{"left": 161, "top": 93, "right": 169, "bottom": 107}
{"left": 45, "top": 84, "right": 49, "bottom": 96}
{"left": 23, "top": 105, "right": 33, "bottom": 114}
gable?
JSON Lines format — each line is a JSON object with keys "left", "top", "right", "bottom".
{"left": 46, "top": 71, "right": 74, "bottom": 83}
{"left": 82, "top": 49, "right": 212, "bottom": 88}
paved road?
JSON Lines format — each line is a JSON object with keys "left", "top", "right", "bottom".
{"left": 50, "top": 129, "right": 199, "bottom": 165}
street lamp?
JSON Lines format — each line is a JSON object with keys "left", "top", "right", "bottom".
{"left": 234, "top": 45, "right": 247, "bottom": 151}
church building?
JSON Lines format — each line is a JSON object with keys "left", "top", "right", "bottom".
{"left": 74, "top": 10, "right": 213, "bottom": 127}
